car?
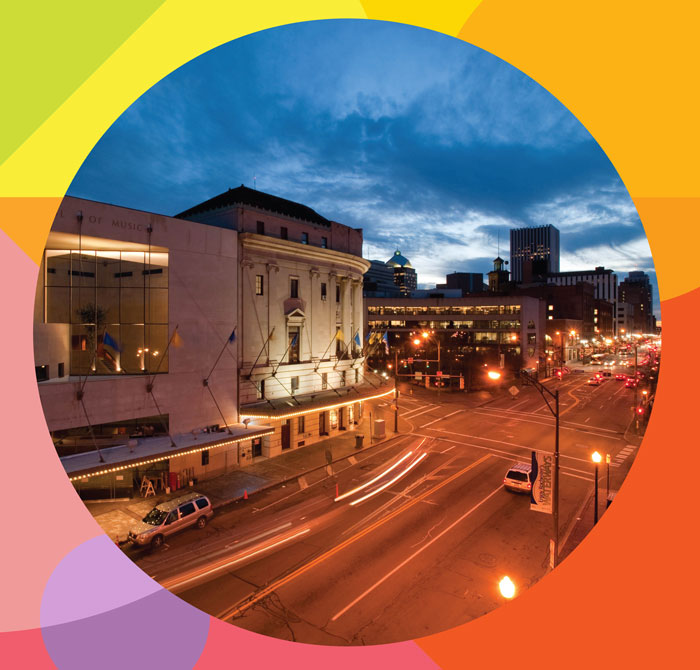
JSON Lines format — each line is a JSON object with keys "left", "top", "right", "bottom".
{"left": 128, "top": 492, "right": 214, "bottom": 549}
{"left": 625, "top": 378, "right": 639, "bottom": 388}
{"left": 601, "top": 371, "right": 612, "bottom": 377}
{"left": 615, "top": 374, "right": 626, "bottom": 380}
{"left": 572, "top": 368, "right": 586, "bottom": 374}
{"left": 503, "top": 463, "right": 532, "bottom": 494}
{"left": 588, "top": 377, "right": 602, "bottom": 386}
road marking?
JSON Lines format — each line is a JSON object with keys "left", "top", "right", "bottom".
{"left": 475, "top": 407, "right": 623, "bottom": 435}
{"left": 401, "top": 405, "right": 437, "bottom": 419}
{"left": 218, "top": 453, "right": 493, "bottom": 621}
{"left": 420, "top": 409, "right": 463, "bottom": 428}
{"left": 330, "top": 484, "right": 504, "bottom": 622}
{"left": 440, "top": 445, "right": 456, "bottom": 454}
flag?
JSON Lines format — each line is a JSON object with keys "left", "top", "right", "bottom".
{"left": 171, "top": 330, "right": 184, "bottom": 348}
{"left": 354, "top": 332, "right": 361, "bottom": 348}
{"left": 336, "top": 328, "right": 344, "bottom": 341}
{"left": 382, "top": 331, "right": 390, "bottom": 354}
{"left": 228, "top": 327, "right": 237, "bottom": 343}
{"left": 290, "top": 334, "right": 298, "bottom": 347}
{"left": 102, "top": 331, "right": 122, "bottom": 352}
{"left": 365, "top": 331, "right": 372, "bottom": 342}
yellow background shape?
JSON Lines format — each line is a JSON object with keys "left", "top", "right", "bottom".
{"left": 461, "top": 0, "right": 700, "bottom": 301}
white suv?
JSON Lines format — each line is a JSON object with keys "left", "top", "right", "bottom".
{"left": 503, "top": 463, "right": 532, "bottom": 494}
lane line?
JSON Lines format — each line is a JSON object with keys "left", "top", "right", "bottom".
{"left": 420, "top": 409, "right": 463, "bottom": 428}
{"left": 330, "top": 484, "right": 504, "bottom": 621}
{"left": 218, "top": 453, "right": 493, "bottom": 620}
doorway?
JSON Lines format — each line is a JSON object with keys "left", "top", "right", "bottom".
{"left": 281, "top": 420, "right": 291, "bottom": 450}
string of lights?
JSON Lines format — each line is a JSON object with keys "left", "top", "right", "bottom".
{"left": 68, "top": 429, "right": 274, "bottom": 482}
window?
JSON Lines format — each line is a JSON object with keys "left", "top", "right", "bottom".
{"left": 548, "top": 305, "right": 554, "bottom": 311}
{"left": 321, "top": 282, "right": 327, "bottom": 300}
{"left": 291, "top": 376, "right": 300, "bottom": 393}
{"left": 280, "top": 226, "right": 288, "bottom": 240}
{"left": 257, "top": 379, "right": 265, "bottom": 400}
{"left": 195, "top": 498, "right": 209, "bottom": 510}
{"left": 341, "top": 370, "right": 346, "bottom": 386}
{"left": 321, "top": 372, "right": 328, "bottom": 389}
{"left": 58, "top": 362, "right": 65, "bottom": 377}
{"left": 252, "top": 437, "right": 262, "bottom": 457}
{"left": 336, "top": 285, "right": 341, "bottom": 302}
{"left": 201, "top": 450, "right": 209, "bottom": 466}
{"left": 298, "top": 415, "right": 305, "bottom": 433}
{"left": 321, "top": 237, "right": 328, "bottom": 248}
{"left": 255, "top": 274, "right": 264, "bottom": 295}
{"left": 290, "top": 278, "right": 299, "bottom": 299}
{"left": 179, "top": 502, "right": 196, "bottom": 517}
{"left": 288, "top": 328, "right": 300, "bottom": 363}
{"left": 36, "top": 365, "right": 49, "bottom": 382}
{"left": 301, "top": 232, "right": 309, "bottom": 244}
{"left": 355, "top": 368, "right": 359, "bottom": 384}
{"left": 256, "top": 220, "right": 265, "bottom": 235}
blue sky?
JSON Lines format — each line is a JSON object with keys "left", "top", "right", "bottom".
{"left": 68, "top": 20, "right": 658, "bottom": 316}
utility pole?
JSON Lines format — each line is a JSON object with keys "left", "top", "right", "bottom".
{"left": 394, "top": 347, "right": 399, "bottom": 432}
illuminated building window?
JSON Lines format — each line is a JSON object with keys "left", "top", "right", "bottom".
{"left": 255, "top": 275, "right": 264, "bottom": 295}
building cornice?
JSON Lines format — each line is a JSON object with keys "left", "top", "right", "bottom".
{"left": 241, "top": 233, "right": 370, "bottom": 275}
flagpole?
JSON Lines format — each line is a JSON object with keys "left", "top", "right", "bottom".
{"left": 316, "top": 329, "right": 340, "bottom": 371}
{"left": 148, "top": 324, "right": 180, "bottom": 386}
{"left": 246, "top": 326, "right": 275, "bottom": 379}
{"left": 205, "top": 326, "right": 237, "bottom": 382}
{"left": 272, "top": 333, "right": 297, "bottom": 376}
{"left": 334, "top": 327, "right": 359, "bottom": 369}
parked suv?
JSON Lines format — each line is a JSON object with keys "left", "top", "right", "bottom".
{"left": 128, "top": 493, "right": 213, "bottom": 549}
{"left": 503, "top": 463, "right": 532, "bottom": 494}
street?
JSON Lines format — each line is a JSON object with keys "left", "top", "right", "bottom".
{"left": 128, "top": 367, "right": 642, "bottom": 644}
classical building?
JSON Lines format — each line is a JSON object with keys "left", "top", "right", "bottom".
{"left": 178, "top": 186, "right": 389, "bottom": 458}
{"left": 35, "top": 187, "right": 390, "bottom": 499}
{"left": 510, "top": 224, "right": 560, "bottom": 282}
{"left": 34, "top": 196, "right": 272, "bottom": 499}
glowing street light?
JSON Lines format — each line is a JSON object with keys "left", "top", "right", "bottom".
{"left": 499, "top": 576, "right": 516, "bottom": 599}
{"left": 413, "top": 338, "right": 421, "bottom": 346}
{"left": 487, "top": 370, "right": 502, "bottom": 380}
{"left": 592, "top": 451, "right": 602, "bottom": 524}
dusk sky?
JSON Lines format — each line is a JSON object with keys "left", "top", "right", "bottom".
{"left": 67, "top": 20, "right": 658, "bottom": 315}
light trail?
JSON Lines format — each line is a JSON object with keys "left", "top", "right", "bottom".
{"left": 334, "top": 451, "right": 414, "bottom": 502}
{"left": 162, "top": 527, "right": 311, "bottom": 592}
{"left": 349, "top": 452, "right": 428, "bottom": 506}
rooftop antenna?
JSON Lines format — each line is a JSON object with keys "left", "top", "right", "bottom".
{"left": 253, "top": 175, "right": 257, "bottom": 190}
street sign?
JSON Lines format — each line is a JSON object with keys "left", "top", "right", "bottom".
{"left": 407, "top": 357, "right": 414, "bottom": 364}
{"left": 436, "top": 370, "right": 443, "bottom": 376}
{"left": 509, "top": 386, "right": 519, "bottom": 396}
{"left": 530, "top": 450, "right": 553, "bottom": 514}
{"left": 459, "top": 376, "right": 464, "bottom": 390}
{"left": 415, "top": 371, "right": 422, "bottom": 380}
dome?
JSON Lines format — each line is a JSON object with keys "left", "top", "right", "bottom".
{"left": 386, "top": 249, "right": 413, "bottom": 269}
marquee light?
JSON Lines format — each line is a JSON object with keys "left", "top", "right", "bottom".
{"left": 241, "top": 388, "right": 394, "bottom": 421}
{"left": 69, "top": 430, "right": 274, "bottom": 482}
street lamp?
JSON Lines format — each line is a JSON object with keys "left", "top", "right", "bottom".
{"left": 498, "top": 576, "right": 516, "bottom": 600}
{"left": 487, "top": 370, "right": 502, "bottom": 380}
{"left": 592, "top": 451, "right": 602, "bottom": 524}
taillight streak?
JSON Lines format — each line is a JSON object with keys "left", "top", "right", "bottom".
{"left": 349, "top": 453, "right": 428, "bottom": 506}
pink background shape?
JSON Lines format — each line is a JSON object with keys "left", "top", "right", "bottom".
{"left": 0, "top": 227, "right": 102, "bottom": 632}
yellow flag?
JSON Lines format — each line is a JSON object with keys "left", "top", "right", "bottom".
{"left": 335, "top": 328, "right": 344, "bottom": 341}
{"left": 171, "top": 331, "right": 184, "bottom": 348}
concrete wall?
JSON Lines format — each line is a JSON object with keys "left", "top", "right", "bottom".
{"left": 35, "top": 197, "right": 239, "bottom": 436}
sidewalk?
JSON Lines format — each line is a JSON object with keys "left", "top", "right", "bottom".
{"left": 87, "top": 411, "right": 411, "bottom": 544}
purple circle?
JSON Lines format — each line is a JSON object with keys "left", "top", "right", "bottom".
{"left": 41, "top": 536, "right": 209, "bottom": 669}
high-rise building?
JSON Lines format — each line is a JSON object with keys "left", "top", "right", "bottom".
{"left": 618, "top": 271, "right": 654, "bottom": 333}
{"left": 510, "top": 225, "right": 560, "bottom": 282}
{"left": 386, "top": 249, "right": 417, "bottom": 295}
{"left": 364, "top": 260, "right": 401, "bottom": 297}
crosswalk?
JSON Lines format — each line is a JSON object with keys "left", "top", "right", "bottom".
{"left": 610, "top": 444, "right": 637, "bottom": 468}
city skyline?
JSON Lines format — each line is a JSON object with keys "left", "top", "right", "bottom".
{"left": 67, "top": 20, "right": 657, "bottom": 315}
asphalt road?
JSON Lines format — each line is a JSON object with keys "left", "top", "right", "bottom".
{"left": 130, "top": 365, "right": 643, "bottom": 644}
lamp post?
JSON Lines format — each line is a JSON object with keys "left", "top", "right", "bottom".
{"left": 592, "top": 451, "right": 602, "bottom": 524}
{"left": 606, "top": 453, "right": 611, "bottom": 508}
{"left": 393, "top": 347, "right": 399, "bottom": 432}
{"left": 519, "top": 370, "right": 560, "bottom": 567}
{"left": 415, "top": 331, "right": 441, "bottom": 399}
